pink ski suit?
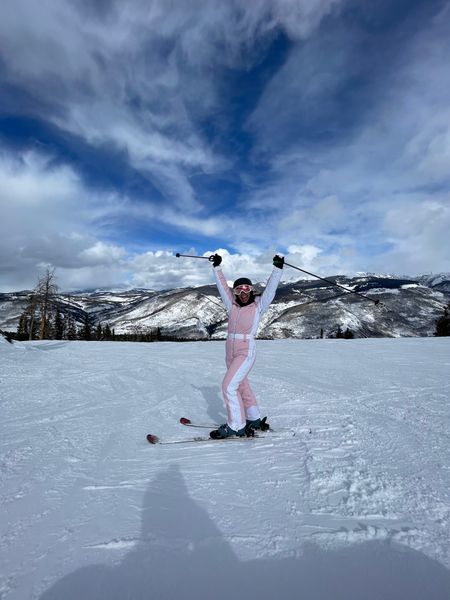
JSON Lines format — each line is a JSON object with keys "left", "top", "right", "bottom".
{"left": 213, "top": 265, "right": 283, "bottom": 431}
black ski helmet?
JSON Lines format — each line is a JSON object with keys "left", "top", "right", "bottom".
{"left": 233, "top": 277, "right": 252, "bottom": 289}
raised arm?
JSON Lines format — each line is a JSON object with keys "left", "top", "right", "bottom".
{"left": 258, "top": 255, "right": 284, "bottom": 314}
{"left": 212, "top": 254, "right": 233, "bottom": 313}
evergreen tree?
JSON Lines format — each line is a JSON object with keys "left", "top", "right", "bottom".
{"left": 96, "top": 323, "right": 103, "bottom": 341}
{"left": 1, "top": 330, "right": 13, "bottom": 343}
{"left": 53, "top": 308, "right": 65, "bottom": 340}
{"left": 66, "top": 317, "right": 77, "bottom": 340}
{"left": 336, "top": 325, "right": 343, "bottom": 339}
{"left": 17, "top": 312, "right": 29, "bottom": 340}
{"left": 344, "top": 327, "right": 354, "bottom": 339}
{"left": 130, "top": 325, "right": 143, "bottom": 341}
{"left": 103, "top": 323, "right": 112, "bottom": 340}
{"left": 79, "top": 313, "right": 93, "bottom": 341}
{"left": 65, "top": 294, "right": 77, "bottom": 340}
{"left": 435, "top": 302, "right": 450, "bottom": 336}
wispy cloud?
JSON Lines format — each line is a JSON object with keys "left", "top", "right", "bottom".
{"left": 0, "top": 0, "right": 449, "bottom": 291}
{"left": 241, "top": 1, "right": 450, "bottom": 272}
{"left": 0, "top": 0, "right": 345, "bottom": 212}
{"left": 0, "top": 149, "right": 128, "bottom": 290}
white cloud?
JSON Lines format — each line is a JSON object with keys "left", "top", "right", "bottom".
{"left": 1, "top": 0, "right": 449, "bottom": 288}
{"left": 127, "top": 244, "right": 352, "bottom": 291}
{"left": 240, "top": 3, "right": 450, "bottom": 275}
{"left": 55, "top": 265, "right": 130, "bottom": 292}
{"left": 0, "top": 0, "right": 348, "bottom": 216}
{"left": 128, "top": 248, "right": 286, "bottom": 290}
{"left": 377, "top": 198, "right": 450, "bottom": 274}
{"left": 79, "top": 242, "right": 125, "bottom": 266}
{"left": 0, "top": 148, "right": 130, "bottom": 291}
{"left": 287, "top": 244, "right": 321, "bottom": 264}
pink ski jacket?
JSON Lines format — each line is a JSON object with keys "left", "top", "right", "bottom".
{"left": 213, "top": 266, "right": 282, "bottom": 339}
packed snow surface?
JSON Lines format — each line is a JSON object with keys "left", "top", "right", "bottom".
{"left": 1, "top": 337, "right": 450, "bottom": 599}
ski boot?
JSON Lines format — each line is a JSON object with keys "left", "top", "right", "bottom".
{"left": 245, "top": 416, "right": 270, "bottom": 434}
{"left": 210, "top": 423, "right": 246, "bottom": 440}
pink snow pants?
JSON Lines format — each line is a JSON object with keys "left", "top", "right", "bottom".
{"left": 222, "top": 338, "right": 260, "bottom": 431}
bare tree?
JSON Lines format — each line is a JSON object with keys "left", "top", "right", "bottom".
{"left": 17, "top": 293, "right": 39, "bottom": 340}
{"left": 36, "top": 268, "right": 58, "bottom": 340}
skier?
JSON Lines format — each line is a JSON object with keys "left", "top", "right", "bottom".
{"left": 210, "top": 254, "right": 284, "bottom": 439}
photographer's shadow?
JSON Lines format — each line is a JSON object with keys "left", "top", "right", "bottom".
{"left": 192, "top": 384, "right": 226, "bottom": 424}
{"left": 40, "top": 464, "right": 450, "bottom": 600}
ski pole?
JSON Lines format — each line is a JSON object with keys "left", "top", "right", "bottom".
{"left": 176, "top": 253, "right": 214, "bottom": 261}
{"left": 284, "top": 262, "right": 381, "bottom": 306}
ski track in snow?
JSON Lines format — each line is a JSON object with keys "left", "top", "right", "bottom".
{"left": 1, "top": 337, "right": 450, "bottom": 599}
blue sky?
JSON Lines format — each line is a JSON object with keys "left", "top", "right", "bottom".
{"left": 1, "top": 0, "right": 449, "bottom": 291}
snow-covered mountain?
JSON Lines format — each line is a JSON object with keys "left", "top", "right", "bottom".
{"left": 1, "top": 274, "right": 449, "bottom": 339}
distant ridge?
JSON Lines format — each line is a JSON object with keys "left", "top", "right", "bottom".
{"left": 1, "top": 274, "right": 449, "bottom": 340}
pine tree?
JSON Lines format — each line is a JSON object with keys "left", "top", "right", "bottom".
{"left": 53, "top": 308, "right": 65, "bottom": 340}
{"left": 66, "top": 316, "right": 77, "bottom": 340}
{"left": 336, "top": 325, "right": 343, "bottom": 339}
{"left": 103, "top": 323, "right": 112, "bottom": 340}
{"left": 344, "top": 327, "right": 354, "bottom": 339}
{"left": 65, "top": 294, "right": 77, "bottom": 340}
{"left": 96, "top": 323, "right": 103, "bottom": 341}
{"left": 79, "top": 313, "right": 93, "bottom": 341}
{"left": 17, "top": 312, "right": 29, "bottom": 340}
{"left": 435, "top": 302, "right": 450, "bottom": 336}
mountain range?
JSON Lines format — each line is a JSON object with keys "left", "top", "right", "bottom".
{"left": 1, "top": 273, "right": 449, "bottom": 340}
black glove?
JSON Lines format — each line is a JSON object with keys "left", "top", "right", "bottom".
{"left": 212, "top": 253, "right": 222, "bottom": 267}
{"left": 273, "top": 255, "right": 284, "bottom": 269}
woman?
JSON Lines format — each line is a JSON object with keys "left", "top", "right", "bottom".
{"left": 210, "top": 254, "right": 284, "bottom": 439}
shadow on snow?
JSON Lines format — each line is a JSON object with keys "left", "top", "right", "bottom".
{"left": 191, "top": 384, "right": 226, "bottom": 425}
{"left": 40, "top": 464, "right": 450, "bottom": 600}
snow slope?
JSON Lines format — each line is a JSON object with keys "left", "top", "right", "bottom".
{"left": 1, "top": 337, "right": 450, "bottom": 599}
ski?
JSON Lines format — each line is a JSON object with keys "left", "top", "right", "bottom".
{"left": 179, "top": 417, "right": 219, "bottom": 428}
{"left": 179, "top": 416, "right": 288, "bottom": 433}
{"left": 147, "top": 429, "right": 295, "bottom": 446}
{"left": 147, "top": 433, "right": 273, "bottom": 445}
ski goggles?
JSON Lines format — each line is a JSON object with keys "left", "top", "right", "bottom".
{"left": 234, "top": 284, "right": 253, "bottom": 294}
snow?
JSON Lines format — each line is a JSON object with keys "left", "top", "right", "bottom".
{"left": 1, "top": 337, "right": 450, "bottom": 599}
{"left": 401, "top": 284, "right": 420, "bottom": 290}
